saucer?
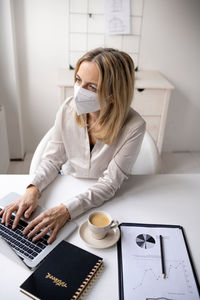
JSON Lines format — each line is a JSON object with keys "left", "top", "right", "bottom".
{"left": 79, "top": 221, "right": 120, "bottom": 249}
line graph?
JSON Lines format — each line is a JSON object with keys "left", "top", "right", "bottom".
{"left": 132, "top": 261, "right": 183, "bottom": 290}
{"left": 146, "top": 297, "right": 175, "bottom": 300}
{"left": 132, "top": 259, "right": 195, "bottom": 297}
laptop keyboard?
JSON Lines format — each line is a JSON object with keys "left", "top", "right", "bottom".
{"left": 0, "top": 208, "right": 48, "bottom": 260}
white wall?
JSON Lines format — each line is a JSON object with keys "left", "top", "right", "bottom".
{"left": 0, "top": 0, "right": 24, "bottom": 159}
{"left": 68, "top": 0, "right": 143, "bottom": 69}
{"left": 139, "top": 0, "right": 200, "bottom": 151}
{"left": 13, "top": 0, "right": 68, "bottom": 152}
{"left": 1, "top": 0, "right": 200, "bottom": 153}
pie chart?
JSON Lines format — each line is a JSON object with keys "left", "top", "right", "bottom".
{"left": 136, "top": 234, "right": 156, "bottom": 249}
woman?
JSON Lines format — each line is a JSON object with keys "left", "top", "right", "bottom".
{"left": 0, "top": 48, "right": 146, "bottom": 244}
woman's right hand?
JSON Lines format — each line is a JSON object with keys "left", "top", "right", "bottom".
{"left": 0, "top": 186, "right": 39, "bottom": 229}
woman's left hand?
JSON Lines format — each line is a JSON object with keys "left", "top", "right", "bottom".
{"left": 23, "top": 204, "right": 70, "bottom": 244}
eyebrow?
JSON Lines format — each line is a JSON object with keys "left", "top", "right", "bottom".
{"left": 76, "top": 73, "right": 98, "bottom": 86}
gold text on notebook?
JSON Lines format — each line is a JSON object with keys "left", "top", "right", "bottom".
{"left": 45, "top": 273, "right": 67, "bottom": 288}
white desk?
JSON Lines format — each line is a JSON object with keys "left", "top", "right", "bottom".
{"left": 0, "top": 174, "right": 199, "bottom": 300}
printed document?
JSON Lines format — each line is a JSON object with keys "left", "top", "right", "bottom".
{"left": 120, "top": 225, "right": 199, "bottom": 300}
{"left": 104, "top": 0, "right": 130, "bottom": 35}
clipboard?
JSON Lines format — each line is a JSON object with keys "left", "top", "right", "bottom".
{"left": 117, "top": 223, "right": 200, "bottom": 300}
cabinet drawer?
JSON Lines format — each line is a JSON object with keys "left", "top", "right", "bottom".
{"left": 143, "top": 116, "right": 160, "bottom": 143}
{"left": 132, "top": 89, "right": 165, "bottom": 116}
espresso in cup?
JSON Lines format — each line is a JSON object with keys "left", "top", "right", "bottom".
{"left": 89, "top": 212, "right": 110, "bottom": 227}
{"left": 88, "top": 211, "right": 118, "bottom": 240}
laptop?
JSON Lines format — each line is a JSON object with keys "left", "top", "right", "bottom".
{"left": 0, "top": 236, "right": 28, "bottom": 268}
{"left": 0, "top": 192, "right": 77, "bottom": 269}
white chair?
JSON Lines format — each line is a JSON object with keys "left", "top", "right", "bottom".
{"left": 29, "top": 127, "right": 55, "bottom": 175}
{"left": 29, "top": 128, "right": 161, "bottom": 175}
{"left": 131, "top": 131, "right": 161, "bottom": 174}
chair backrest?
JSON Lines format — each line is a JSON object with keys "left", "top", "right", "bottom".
{"left": 29, "top": 127, "right": 54, "bottom": 175}
{"left": 30, "top": 128, "right": 161, "bottom": 175}
{"left": 131, "top": 131, "right": 161, "bottom": 174}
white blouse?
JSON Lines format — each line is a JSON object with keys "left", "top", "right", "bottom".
{"left": 30, "top": 97, "right": 146, "bottom": 219}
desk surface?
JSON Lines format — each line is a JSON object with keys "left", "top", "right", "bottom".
{"left": 0, "top": 174, "right": 199, "bottom": 300}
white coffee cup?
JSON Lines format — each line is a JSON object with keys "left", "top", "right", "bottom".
{"left": 88, "top": 211, "right": 118, "bottom": 240}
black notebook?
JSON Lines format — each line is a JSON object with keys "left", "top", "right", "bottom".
{"left": 20, "top": 241, "right": 103, "bottom": 300}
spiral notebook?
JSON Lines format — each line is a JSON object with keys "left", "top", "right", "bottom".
{"left": 20, "top": 241, "right": 103, "bottom": 300}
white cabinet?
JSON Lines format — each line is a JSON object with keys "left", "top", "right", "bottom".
{"left": 57, "top": 69, "right": 174, "bottom": 153}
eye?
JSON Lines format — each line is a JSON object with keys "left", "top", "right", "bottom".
{"left": 75, "top": 77, "right": 81, "bottom": 85}
{"left": 89, "top": 85, "right": 97, "bottom": 93}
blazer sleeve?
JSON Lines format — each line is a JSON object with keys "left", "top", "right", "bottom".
{"left": 30, "top": 104, "right": 67, "bottom": 193}
{"left": 64, "top": 121, "right": 146, "bottom": 219}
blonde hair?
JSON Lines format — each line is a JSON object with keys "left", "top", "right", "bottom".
{"left": 74, "top": 48, "right": 135, "bottom": 144}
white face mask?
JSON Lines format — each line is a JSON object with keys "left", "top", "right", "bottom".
{"left": 74, "top": 84, "right": 100, "bottom": 115}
